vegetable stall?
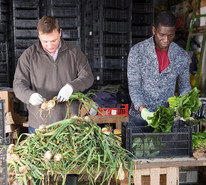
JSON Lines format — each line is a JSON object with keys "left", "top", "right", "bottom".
{"left": 7, "top": 93, "right": 133, "bottom": 185}
{"left": 7, "top": 88, "right": 206, "bottom": 185}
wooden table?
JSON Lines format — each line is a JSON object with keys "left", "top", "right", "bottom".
{"left": 23, "top": 115, "right": 129, "bottom": 129}
{"left": 120, "top": 157, "right": 206, "bottom": 185}
{"left": 91, "top": 115, "right": 129, "bottom": 129}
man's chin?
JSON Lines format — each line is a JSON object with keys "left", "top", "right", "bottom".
{"left": 160, "top": 45, "right": 169, "bottom": 50}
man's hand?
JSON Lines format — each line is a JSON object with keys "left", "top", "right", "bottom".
{"left": 141, "top": 108, "right": 154, "bottom": 124}
{"left": 57, "top": 84, "right": 73, "bottom": 102}
{"left": 29, "top": 93, "right": 46, "bottom": 106}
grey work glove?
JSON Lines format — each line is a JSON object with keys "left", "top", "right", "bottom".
{"left": 57, "top": 84, "right": 73, "bottom": 102}
{"left": 141, "top": 108, "right": 154, "bottom": 124}
{"left": 29, "top": 93, "right": 46, "bottom": 106}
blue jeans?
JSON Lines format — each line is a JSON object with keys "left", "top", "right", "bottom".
{"left": 28, "top": 126, "right": 36, "bottom": 134}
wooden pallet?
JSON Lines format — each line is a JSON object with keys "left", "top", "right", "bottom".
{"left": 133, "top": 167, "right": 178, "bottom": 185}
{"left": 120, "top": 157, "right": 206, "bottom": 185}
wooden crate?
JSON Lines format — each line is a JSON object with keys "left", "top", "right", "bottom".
{"left": 120, "top": 167, "right": 179, "bottom": 185}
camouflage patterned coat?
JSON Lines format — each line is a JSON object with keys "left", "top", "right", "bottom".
{"left": 127, "top": 36, "right": 191, "bottom": 119}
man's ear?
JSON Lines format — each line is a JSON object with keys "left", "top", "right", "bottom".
{"left": 152, "top": 26, "right": 155, "bottom": 35}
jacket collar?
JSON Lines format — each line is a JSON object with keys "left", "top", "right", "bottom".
{"left": 36, "top": 38, "right": 68, "bottom": 54}
{"left": 149, "top": 36, "right": 175, "bottom": 74}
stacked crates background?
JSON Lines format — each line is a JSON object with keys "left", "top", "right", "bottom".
{"left": 0, "top": 0, "right": 155, "bottom": 88}
{"left": 132, "top": 0, "right": 154, "bottom": 46}
{"left": 0, "top": 100, "right": 7, "bottom": 185}
{"left": 11, "top": 0, "right": 40, "bottom": 85}
{"left": 49, "top": 0, "right": 83, "bottom": 51}
{"left": 84, "top": 0, "right": 132, "bottom": 86}
{"left": 0, "top": 0, "right": 10, "bottom": 87}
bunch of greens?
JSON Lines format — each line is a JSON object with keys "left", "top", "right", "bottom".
{"left": 147, "top": 105, "right": 175, "bottom": 133}
{"left": 132, "top": 136, "right": 163, "bottom": 158}
{"left": 7, "top": 117, "right": 133, "bottom": 185}
{"left": 168, "top": 87, "right": 202, "bottom": 120}
{"left": 192, "top": 131, "right": 206, "bottom": 151}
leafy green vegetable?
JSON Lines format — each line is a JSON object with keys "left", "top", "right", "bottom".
{"left": 132, "top": 136, "right": 165, "bottom": 158}
{"left": 147, "top": 105, "right": 175, "bottom": 133}
{"left": 192, "top": 131, "right": 206, "bottom": 151}
{"left": 168, "top": 87, "right": 202, "bottom": 120}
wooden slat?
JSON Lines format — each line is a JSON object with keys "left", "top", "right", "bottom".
{"left": 166, "top": 167, "right": 179, "bottom": 185}
{"left": 150, "top": 168, "right": 160, "bottom": 185}
{"left": 134, "top": 157, "right": 206, "bottom": 169}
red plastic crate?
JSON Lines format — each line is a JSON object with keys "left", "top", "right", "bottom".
{"left": 98, "top": 104, "right": 128, "bottom": 116}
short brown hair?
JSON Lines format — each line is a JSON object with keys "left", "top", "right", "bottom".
{"left": 37, "top": 16, "right": 60, "bottom": 33}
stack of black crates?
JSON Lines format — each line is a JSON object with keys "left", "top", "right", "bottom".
{"left": 132, "top": 0, "right": 154, "bottom": 46}
{"left": 84, "top": 0, "right": 131, "bottom": 86}
{"left": 49, "top": 0, "right": 83, "bottom": 50}
{"left": 0, "top": 0, "right": 10, "bottom": 87}
{"left": 12, "top": 0, "right": 40, "bottom": 69}
{"left": 0, "top": 100, "right": 7, "bottom": 185}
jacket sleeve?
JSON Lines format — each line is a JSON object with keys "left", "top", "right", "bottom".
{"left": 69, "top": 48, "right": 94, "bottom": 92}
{"left": 127, "top": 46, "right": 145, "bottom": 112}
{"left": 177, "top": 52, "right": 192, "bottom": 96}
{"left": 13, "top": 50, "right": 35, "bottom": 104}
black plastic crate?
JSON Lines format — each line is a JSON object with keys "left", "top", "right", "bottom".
{"left": 103, "top": 21, "right": 129, "bottom": 33}
{"left": 0, "top": 43, "right": 6, "bottom": 52}
{"left": 13, "top": 0, "right": 38, "bottom": 9}
{"left": 132, "top": 13, "right": 153, "bottom": 25}
{"left": 58, "top": 18, "right": 80, "bottom": 29}
{"left": 94, "top": 34, "right": 129, "bottom": 44}
{"left": 93, "top": 56, "right": 126, "bottom": 69}
{"left": 0, "top": 63, "right": 7, "bottom": 73}
{"left": 122, "top": 121, "right": 192, "bottom": 159}
{"left": 101, "top": 0, "right": 130, "bottom": 9}
{"left": 95, "top": 8, "right": 127, "bottom": 20}
{"left": 132, "top": 3, "right": 153, "bottom": 13}
{"left": 15, "top": 20, "right": 38, "bottom": 29}
{"left": 53, "top": 0, "right": 80, "bottom": 6}
{"left": 14, "top": 9, "right": 39, "bottom": 19}
{"left": 62, "top": 29, "right": 80, "bottom": 39}
{"left": 103, "top": 70, "right": 126, "bottom": 81}
{"left": 0, "top": 74, "right": 8, "bottom": 83}
{"left": 0, "top": 147, "right": 7, "bottom": 185}
{"left": 0, "top": 52, "right": 6, "bottom": 60}
{"left": 15, "top": 39, "right": 37, "bottom": 49}
{"left": 0, "top": 23, "right": 5, "bottom": 33}
{"left": 15, "top": 30, "right": 37, "bottom": 39}
{"left": 132, "top": 25, "right": 152, "bottom": 36}
{"left": 0, "top": 100, "right": 6, "bottom": 145}
{"left": 53, "top": 6, "right": 80, "bottom": 17}
{"left": 94, "top": 47, "right": 129, "bottom": 56}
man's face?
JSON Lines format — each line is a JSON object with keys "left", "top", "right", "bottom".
{"left": 152, "top": 24, "right": 175, "bottom": 51}
{"left": 38, "top": 29, "right": 61, "bottom": 55}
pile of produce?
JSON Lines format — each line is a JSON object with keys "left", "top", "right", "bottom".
{"left": 147, "top": 105, "right": 175, "bottom": 133}
{"left": 7, "top": 117, "right": 133, "bottom": 185}
{"left": 7, "top": 92, "right": 133, "bottom": 185}
{"left": 168, "top": 87, "right": 201, "bottom": 120}
{"left": 192, "top": 131, "right": 206, "bottom": 151}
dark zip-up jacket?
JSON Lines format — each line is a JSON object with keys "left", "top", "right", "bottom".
{"left": 13, "top": 39, "right": 94, "bottom": 128}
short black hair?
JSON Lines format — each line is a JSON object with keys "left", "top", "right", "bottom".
{"left": 154, "top": 11, "right": 176, "bottom": 28}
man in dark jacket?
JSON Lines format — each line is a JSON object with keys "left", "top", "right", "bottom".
{"left": 13, "top": 16, "right": 94, "bottom": 133}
